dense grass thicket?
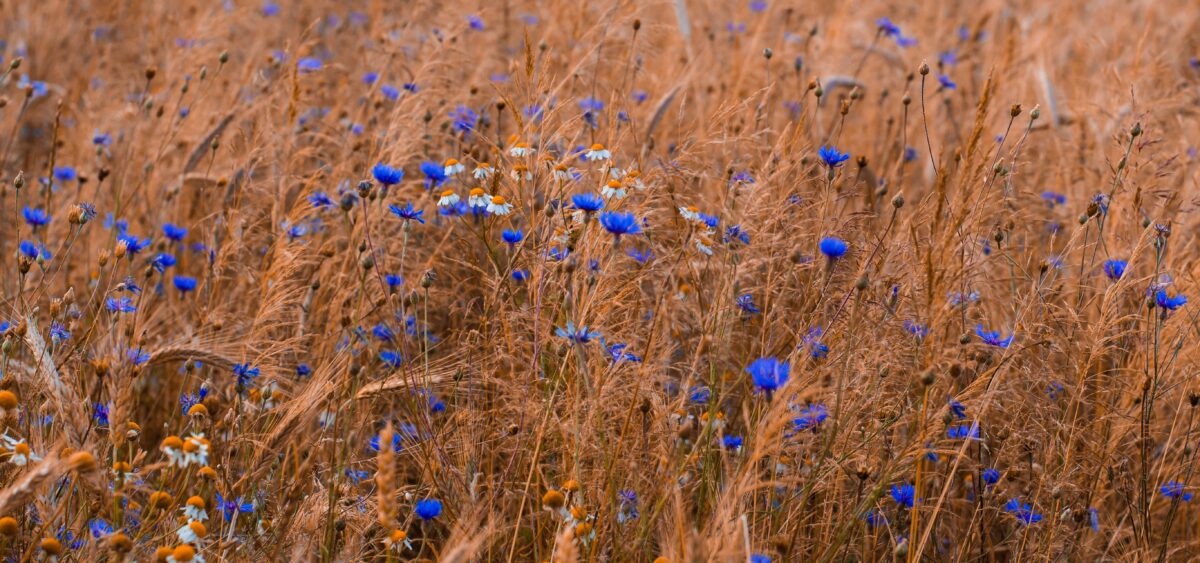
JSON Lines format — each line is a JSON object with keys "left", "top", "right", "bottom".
{"left": 1, "top": 0, "right": 1199, "bottom": 561}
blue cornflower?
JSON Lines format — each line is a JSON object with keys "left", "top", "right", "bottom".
{"left": 548, "top": 247, "right": 569, "bottom": 261}
{"left": 512, "top": 269, "right": 530, "bottom": 282}
{"left": 949, "top": 399, "right": 967, "bottom": 419}
{"left": 372, "top": 163, "right": 404, "bottom": 186}
{"left": 262, "top": 1, "right": 280, "bottom": 16}
{"left": 876, "top": 17, "right": 901, "bottom": 36}
{"left": 93, "top": 130, "right": 113, "bottom": 147}
{"left": 793, "top": 403, "right": 829, "bottom": 431}
{"left": 380, "top": 85, "right": 400, "bottom": 101}
{"left": 555, "top": 322, "right": 601, "bottom": 345}
{"left": 891, "top": 483, "right": 916, "bottom": 508}
{"left": 1004, "top": 498, "right": 1043, "bottom": 525}
{"left": 152, "top": 253, "right": 177, "bottom": 272}
{"left": 722, "top": 434, "right": 743, "bottom": 450}
{"left": 1155, "top": 290, "right": 1187, "bottom": 311}
{"left": 53, "top": 166, "right": 77, "bottom": 183}
{"left": 467, "top": 15, "right": 485, "bottom": 30}
{"left": 606, "top": 342, "right": 642, "bottom": 363}
{"left": 802, "top": 327, "right": 829, "bottom": 359}
{"left": 749, "top": 555, "right": 771, "bottom": 563}
{"left": 370, "top": 430, "right": 403, "bottom": 453}
{"left": 724, "top": 224, "right": 751, "bottom": 245}
{"left": 1103, "top": 259, "right": 1127, "bottom": 281}
{"left": 415, "top": 498, "right": 443, "bottom": 521}
{"left": 23, "top": 207, "right": 50, "bottom": 227}
{"left": 88, "top": 518, "right": 114, "bottom": 539}
{"left": 617, "top": 490, "right": 639, "bottom": 523}
{"left": 502, "top": 229, "right": 524, "bottom": 247}
{"left": 450, "top": 106, "right": 478, "bottom": 134}
{"left": 975, "top": 325, "right": 1013, "bottom": 348}
{"left": 362, "top": 72, "right": 379, "bottom": 85}
{"left": 1161, "top": 481, "right": 1193, "bottom": 501}
{"left": 818, "top": 146, "right": 851, "bottom": 168}
{"left": 49, "top": 322, "right": 69, "bottom": 342}
{"left": 126, "top": 348, "right": 151, "bottom": 365}
{"left": 571, "top": 192, "right": 605, "bottom": 213}
{"left": 297, "top": 57, "right": 322, "bottom": 72}
{"left": 105, "top": 296, "right": 136, "bottom": 313}
{"left": 938, "top": 74, "right": 957, "bottom": 90}
{"left": 746, "top": 357, "right": 790, "bottom": 393}
{"left": 627, "top": 247, "right": 654, "bottom": 264}
{"left": 180, "top": 387, "right": 209, "bottom": 415}
{"left": 380, "top": 350, "right": 403, "bottom": 368}
{"left": 598, "top": 212, "right": 642, "bottom": 240}
{"left": 215, "top": 493, "right": 255, "bottom": 522}
{"left": 233, "top": 363, "right": 260, "bottom": 387}
{"left": 385, "top": 274, "right": 404, "bottom": 288}
{"left": 737, "top": 294, "right": 760, "bottom": 315}
{"left": 1041, "top": 191, "right": 1066, "bottom": 207}
{"left": 689, "top": 385, "right": 711, "bottom": 404}
{"left": 118, "top": 233, "right": 152, "bottom": 255}
{"left": 388, "top": 202, "right": 426, "bottom": 224}
{"left": 345, "top": 469, "right": 372, "bottom": 484}
{"left": 904, "top": 320, "right": 929, "bottom": 339}
{"left": 163, "top": 223, "right": 188, "bottom": 241}
{"left": 982, "top": 468, "right": 1001, "bottom": 486}
{"left": 173, "top": 276, "right": 197, "bottom": 293}
{"left": 18, "top": 240, "right": 38, "bottom": 259}
{"left": 372, "top": 323, "right": 395, "bottom": 342}
{"left": 947, "top": 422, "right": 980, "bottom": 439}
{"left": 420, "top": 161, "right": 447, "bottom": 188}
{"left": 309, "top": 190, "right": 341, "bottom": 210}
{"left": 296, "top": 364, "right": 312, "bottom": 378}
{"left": 819, "top": 237, "right": 848, "bottom": 259}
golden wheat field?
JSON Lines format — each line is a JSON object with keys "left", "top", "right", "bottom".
{"left": 2, "top": 0, "right": 1200, "bottom": 561}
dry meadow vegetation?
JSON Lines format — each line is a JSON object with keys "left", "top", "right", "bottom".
{"left": 0, "top": 0, "right": 1199, "bottom": 561}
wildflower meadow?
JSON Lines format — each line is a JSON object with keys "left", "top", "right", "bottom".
{"left": 0, "top": 0, "right": 1198, "bottom": 561}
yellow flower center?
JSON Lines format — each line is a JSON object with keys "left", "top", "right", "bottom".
{"left": 491, "top": 196, "right": 507, "bottom": 205}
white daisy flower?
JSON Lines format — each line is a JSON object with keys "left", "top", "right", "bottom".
{"left": 584, "top": 143, "right": 611, "bottom": 161}
{"left": 487, "top": 196, "right": 513, "bottom": 215}
{"left": 443, "top": 158, "right": 465, "bottom": 176}
{"left": 509, "top": 142, "right": 533, "bottom": 157}
{"left": 437, "top": 190, "right": 460, "bottom": 207}
{"left": 601, "top": 180, "right": 626, "bottom": 199}
{"left": 183, "top": 496, "right": 209, "bottom": 523}
{"left": 472, "top": 163, "right": 493, "bottom": 179}
{"left": 468, "top": 188, "right": 491, "bottom": 208}
{"left": 1, "top": 434, "right": 37, "bottom": 466}
{"left": 510, "top": 165, "right": 532, "bottom": 181}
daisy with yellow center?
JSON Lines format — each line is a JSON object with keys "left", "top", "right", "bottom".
{"left": 161, "top": 435, "right": 185, "bottom": 466}
{"left": 6, "top": 439, "right": 36, "bottom": 466}
{"left": 176, "top": 520, "right": 208, "bottom": 544}
{"left": 602, "top": 179, "right": 627, "bottom": 199}
{"left": 510, "top": 164, "right": 532, "bottom": 181}
{"left": 468, "top": 187, "right": 490, "bottom": 208}
{"left": 166, "top": 544, "right": 203, "bottom": 563}
{"left": 678, "top": 206, "right": 700, "bottom": 222}
{"left": 438, "top": 189, "right": 460, "bottom": 207}
{"left": 585, "top": 143, "right": 611, "bottom": 161}
{"left": 443, "top": 158, "right": 465, "bottom": 176}
{"left": 472, "top": 163, "right": 493, "bottom": 179}
{"left": 112, "top": 461, "right": 135, "bottom": 481}
{"left": 487, "top": 195, "right": 513, "bottom": 215}
{"left": 383, "top": 529, "right": 411, "bottom": 552}
{"left": 553, "top": 163, "right": 574, "bottom": 181}
{"left": 182, "top": 434, "right": 210, "bottom": 467}
{"left": 183, "top": 495, "right": 208, "bottom": 522}
{"left": 509, "top": 141, "right": 533, "bottom": 157}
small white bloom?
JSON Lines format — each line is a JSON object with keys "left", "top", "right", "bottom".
{"left": 468, "top": 189, "right": 490, "bottom": 208}
{"left": 509, "top": 143, "right": 533, "bottom": 157}
{"left": 601, "top": 180, "right": 626, "bottom": 199}
{"left": 443, "top": 159, "right": 465, "bottom": 176}
{"left": 472, "top": 164, "right": 493, "bottom": 179}
{"left": 437, "top": 190, "right": 460, "bottom": 207}
{"left": 487, "top": 196, "right": 514, "bottom": 215}
{"left": 584, "top": 144, "right": 611, "bottom": 161}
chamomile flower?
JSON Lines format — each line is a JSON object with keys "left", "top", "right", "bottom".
{"left": 602, "top": 179, "right": 627, "bottom": 199}
{"left": 444, "top": 158, "right": 465, "bottom": 176}
{"left": 585, "top": 143, "right": 611, "bottom": 161}
{"left": 553, "top": 163, "right": 575, "bottom": 181}
{"left": 678, "top": 206, "right": 700, "bottom": 222}
{"left": 183, "top": 496, "right": 208, "bottom": 522}
{"left": 468, "top": 188, "right": 490, "bottom": 208}
{"left": 623, "top": 169, "right": 646, "bottom": 190}
{"left": 181, "top": 434, "right": 210, "bottom": 467}
{"left": 509, "top": 140, "right": 533, "bottom": 157}
{"left": 176, "top": 520, "right": 208, "bottom": 544}
{"left": 383, "top": 529, "right": 411, "bottom": 552}
{"left": 162, "top": 435, "right": 187, "bottom": 466}
{"left": 472, "top": 163, "right": 493, "bottom": 179}
{"left": 487, "top": 196, "right": 513, "bottom": 215}
{"left": 1, "top": 434, "right": 38, "bottom": 465}
{"left": 511, "top": 164, "right": 532, "bottom": 181}
{"left": 437, "top": 190, "right": 460, "bottom": 208}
